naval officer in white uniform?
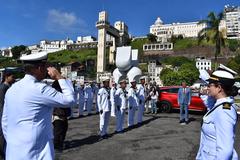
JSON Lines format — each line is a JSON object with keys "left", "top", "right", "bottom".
{"left": 1, "top": 53, "right": 75, "bottom": 160}
{"left": 110, "top": 82, "right": 117, "bottom": 117}
{"left": 196, "top": 65, "right": 238, "bottom": 160}
{"left": 115, "top": 79, "right": 128, "bottom": 133}
{"left": 97, "top": 77, "right": 111, "bottom": 139}
{"left": 128, "top": 79, "right": 139, "bottom": 127}
{"left": 137, "top": 76, "right": 146, "bottom": 124}
{"left": 78, "top": 81, "right": 85, "bottom": 117}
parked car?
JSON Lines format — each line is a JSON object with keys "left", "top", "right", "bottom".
{"left": 158, "top": 86, "right": 206, "bottom": 113}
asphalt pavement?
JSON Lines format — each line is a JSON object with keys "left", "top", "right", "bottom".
{"left": 57, "top": 110, "right": 240, "bottom": 160}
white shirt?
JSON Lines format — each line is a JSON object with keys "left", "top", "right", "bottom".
{"left": 2, "top": 74, "right": 75, "bottom": 160}
{"left": 150, "top": 91, "right": 158, "bottom": 100}
{"left": 97, "top": 87, "right": 111, "bottom": 112}
{"left": 128, "top": 87, "right": 139, "bottom": 107}
{"left": 115, "top": 88, "right": 128, "bottom": 110}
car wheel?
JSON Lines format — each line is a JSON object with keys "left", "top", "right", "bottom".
{"left": 160, "top": 101, "right": 172, "bottom": 113}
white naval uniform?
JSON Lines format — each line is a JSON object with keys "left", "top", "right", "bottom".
{"left": 85, "top": 85, "right": 94, "bottom": 114}
{"left": 137, "top": 84, "right": 145, "bottom": 123}
{"left": 2, "top": 74, "right": 75, "bottom": 160}
{"left": 115, "top": 88, "right": 128, "bottom": 132}
{"left": 127, "top": 87, "right": 139, "bottom": 127}
{"left": 97, "top": 87, "right": 111, "bottom": 136}
{"left": 78, "top": 87, "right": 85, "bottom": 116}
{"left": 110, "top": 87, "right": 117, "bottom": 117}
{"left": 196, "top": 97, "right": 238, "bottom": 160}
{"left": 94, "top": 85, "right": 100, "bottom": 112}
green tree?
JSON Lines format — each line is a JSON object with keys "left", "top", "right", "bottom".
{"left": 11, "top": 45, "right": 27, "bottom": 59}
{"left": 162, "top": 56, "right": 192, "bottom": 67}
{"left": 160, "top": 68, "right": 173, "bottom": 77}
{"left": 227, "top": 55, "right": 240, "bottom": 74}
{"left": 161, "top": 62, "right": 199, "bottom": 86}
{"left": 198, "top": 12, "right": 225, "bottom": 66}
{"left": 147, "top": 33, "right": 157, "bottom": 43}
{"left": 227, "top": 39, "right": 240, "bottom": 52}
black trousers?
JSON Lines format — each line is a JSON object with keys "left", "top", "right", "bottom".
{"left": 0, "top": 132, "right": 5, "bottom": 160}
{"left": 53, "top": 119, "right": 68, "bottom": 151}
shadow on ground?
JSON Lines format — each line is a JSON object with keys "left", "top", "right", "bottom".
{"left": 64, "top": 116, "right": 159, "bottom": 150}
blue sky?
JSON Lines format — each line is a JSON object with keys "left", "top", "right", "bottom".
{"left": 0, "top": 0, "right": 239, "bottom": 48}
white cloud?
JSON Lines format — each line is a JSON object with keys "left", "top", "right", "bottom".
{"left": 46, "top": 9, "right": 89, "bottom": 34}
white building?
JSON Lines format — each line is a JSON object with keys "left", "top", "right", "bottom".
{"left": 143, "top": 42, "right": 173, "bottom": 51}
{"left": 148, "top": 60, "right": 163, "bottom": 86}
{"left": 196, "top": 57, "right": 211, "bottom": 71}
{"left": 114, "top": 21, "right": 128, "bottom": 35}
{"left": 76, "top": 36, "right": 96, "bottom": 43}
{"left": 1, "top": 47, "right": 13, "bottom": 57}
{"left": 150, "top": 17, "right": 207, "bottom": 42}
{"left": 224, "top": 5, "right": 240, "bottom": 39}
{"left": 39, "top": 39, "right": 71, "bottom": 52}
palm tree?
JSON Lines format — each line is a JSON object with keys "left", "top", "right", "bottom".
{"left": 198, "top": 12, "right": 226, "bottom": 68}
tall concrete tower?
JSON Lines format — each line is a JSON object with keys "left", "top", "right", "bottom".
{"left": 96, "top": 11, "right": 109, "bottom": 73}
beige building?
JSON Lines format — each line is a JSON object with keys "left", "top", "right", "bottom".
{"left": 224, "top": 5, "right": 240, "bottom": 39}
{"left": 150, "top": 17, "right": 207, "bottom": 42}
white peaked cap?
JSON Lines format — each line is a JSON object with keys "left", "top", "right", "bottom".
{"left": 20, "top": 51, "right": 48, "bottom": 61}
{"left": 140, "top": 76, "right": 146, "bottom": 80}
{"left": 217, "top": 64, "right": 237, "bottom": 77}
{"left": 130, "top": 79, "right": 136, "bottom": 83}
{"left": 212, "top": 70, "right": 234, "bottom": 79}
{"left": 102, "top": 77, "right": 110, "bottom": 82}
{"left": 208, "top": 64, "right": 236, "bottom": 86}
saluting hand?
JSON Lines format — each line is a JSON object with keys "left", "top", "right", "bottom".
{"left": 47, "top": 67, "right": 64, "bottom": 80}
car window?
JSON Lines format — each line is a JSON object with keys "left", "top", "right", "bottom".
{"left": 169, "top": 88, "right": 179, "bottom": 93}
{"left": 160, "top": 88, "right": 179, "bottom": 93}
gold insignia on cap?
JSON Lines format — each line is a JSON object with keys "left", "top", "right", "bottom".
{"left": 209, "top": 77, "right": 219, "bottom": 81}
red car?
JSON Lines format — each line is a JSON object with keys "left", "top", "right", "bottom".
{"left": 157, "top": 86, "right": 206, "bottom": 113}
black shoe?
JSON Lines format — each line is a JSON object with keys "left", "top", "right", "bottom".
{"left": 115, "top": 130, "right": 124, "bottom": 134}
{"left": 179, "top": 120, "right": 185, "bottom": 124}
{"left": 185, "top": 120, "right": 189, "bottom": 124}
{"left": 100, "top": 134, "right": 108, "bottom": 139}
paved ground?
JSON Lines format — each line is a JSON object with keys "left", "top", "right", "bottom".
{"left": 57, "top": 110, "right": 240, "bottom": 160}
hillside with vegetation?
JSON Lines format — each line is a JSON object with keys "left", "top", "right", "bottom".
{"left": 48, "top": 49, "right": 97, "bottom": 65}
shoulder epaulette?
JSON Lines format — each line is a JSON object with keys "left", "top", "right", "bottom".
{"left": 222, "top": 102, "right": 232, "bottom": 110}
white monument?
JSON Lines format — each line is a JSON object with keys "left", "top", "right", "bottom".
{"left": 113, "top": 46, "right": 142, "bottom": 84}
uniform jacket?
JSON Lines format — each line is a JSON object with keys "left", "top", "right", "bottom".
{"left": 128, "top": 87, "right": 139, "bottom": 108}
{"left": 110, "top": 87, "right": 117, "bottom": 107}
{"left": 97, "top": 87, "right": 111, "bottom": 112}
{"left": 78, "top": 87, "right": 85, "bottom": 104}
{"left": 115, "top": 88, "right": 128, "bottom": 110}
{"left": 137, "top": 85, "right": 145, "bottom": 105}
{"left": 177, "top": 87, "right": 191, "bottom": 105}
{"left": 196, "top": 97, "right": 238, "bottom": 160}
{"left": 1, "top": 74, "right": 75, "bottom": 160}
{"left": 84, "top": 85, "right": 94, "bottom": 100}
